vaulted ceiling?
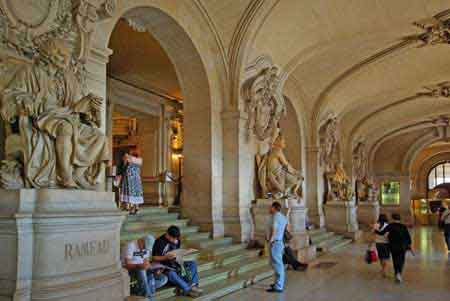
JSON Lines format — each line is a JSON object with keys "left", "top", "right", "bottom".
{"left": 107, "top": 0, "right": 450, "bottom": 173}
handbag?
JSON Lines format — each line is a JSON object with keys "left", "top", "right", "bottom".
{"left": 365, "top": 244, "right": 378, "bottom": 264}
{"left": 283, "top": 228, "right": 293, "bottom": 243}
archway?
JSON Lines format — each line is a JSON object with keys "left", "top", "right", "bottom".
{"left": 92, "top": 2, "right": 227, "bottom": 237}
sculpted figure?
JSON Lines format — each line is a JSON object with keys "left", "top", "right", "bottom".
{"left": 243, "top": 65, "right": 286, "bottom": 141}
{"left": 325, "top": 163, "right": 352, "bottom": 202}
{"left": 0, "top": 37, "right": 110, "bottom": 189}
{"left": 320, "top": 117, "right": 339, "bottom": 172}
{"left": 256, "top": 133, "right": 303, "bottom": 199}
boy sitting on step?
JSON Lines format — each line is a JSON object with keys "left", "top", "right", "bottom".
{"left": 152, "top": 225, "right": 203, "bottom": 297}
{"left": 123, "top": 236, "right": 169, "bottom": 298}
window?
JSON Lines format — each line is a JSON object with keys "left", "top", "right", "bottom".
{"left": 381, "top": 181, "right": 400, "bottom": 205}
{"left": 428, "top": 162, "right": 450, "bottom": 190}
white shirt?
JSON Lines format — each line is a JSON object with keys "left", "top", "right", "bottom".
{"left": 124, "top": 241, "right": 150, "bottom": 265}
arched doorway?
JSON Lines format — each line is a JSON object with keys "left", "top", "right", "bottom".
{"left": 92, "top": 3, "right": 227, "bottom": 236}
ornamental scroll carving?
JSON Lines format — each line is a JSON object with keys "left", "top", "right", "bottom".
{"left": 242, "top": 56, "right": 286, "bottom": 141}
{"left": 0, "top": 0, "right": 116, "bottom": 189}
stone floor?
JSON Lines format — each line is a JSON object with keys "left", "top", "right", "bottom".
{"left": 220, "top": 227, "right": 450, "bottom": 301}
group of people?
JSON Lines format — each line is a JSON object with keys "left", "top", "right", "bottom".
{"left": 372, "top": 213, "right": 412, "bottom": 283}
{"left": 122, "top": 225, "right": 203, "bottom": 299}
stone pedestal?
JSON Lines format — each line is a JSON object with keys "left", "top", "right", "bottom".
{"left": 357, "top": 202, "right": 380, "bottom": 228}
{"left": 0, "top": 189, "right": 127, "bottom": 301}
{"left": 324, "top": 201, "right": 361, "bottom": 240}
{"left": 251, "top": 198, "right": 316, "bottom": 262}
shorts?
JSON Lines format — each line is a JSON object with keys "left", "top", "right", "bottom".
{"left": 376, "top": 243, "right": 390, "bottom": 260}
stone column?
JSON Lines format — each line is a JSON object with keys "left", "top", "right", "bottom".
{"left": 222, "top": 110, "right": 255, "bottom": 242}
{"left": 305, "top": 146, "right": 325, "bottom": 227}
{"left": 0, "top": 189, "right": 127, "bottom": 301}
{"left": 157, "top": 104, "right": 170, "bottom": 206}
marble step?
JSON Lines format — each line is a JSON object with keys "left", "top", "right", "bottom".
{"left": 120, "top": 228, "right": 206, "bottom": 243}
{"left": 126, "top": 212, "right": 180, "bottom": 222}
{"left": 137, "top": 206, "right": 169, "bottom": 215}
{"left": 310, "top": 231, "right": 335, "bottom": 244}
{"left": 328, "top": 238, "right": 353, "bottom": 253}
{"left": 155, "top": 257, "right": 269, "bottom": 300}
{"left": 308, "top": 228, "right": 327, "bottom": 237}
{"left": 316, "top": 235, "right": 346, "bottom": 252}
{"left": 163, "top": 266, "right": 274, "bottom": 301}
{"left": 186, "top": 237, "right": 233, "bottom": 250}
{"left": 123, "top": 219, "right": 190, "bottom": 231}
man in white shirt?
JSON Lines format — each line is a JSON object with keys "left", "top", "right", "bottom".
{"left": 123, "top": 237, "right": 168, "bottom": 298}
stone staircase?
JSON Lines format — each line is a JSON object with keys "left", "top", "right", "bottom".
{"left": 308, "top": 228, "right": 353, "bottom": 255}
{"left": 121, "top": 206, "right": 273, "bottom": 300}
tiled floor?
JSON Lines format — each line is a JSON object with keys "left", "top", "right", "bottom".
{"left": 220, "top": 227, "right": 450, "bottom": 301}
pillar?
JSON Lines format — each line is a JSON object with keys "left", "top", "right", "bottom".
{"left": 305, "top": 146, "right": 325, "bottom": 227}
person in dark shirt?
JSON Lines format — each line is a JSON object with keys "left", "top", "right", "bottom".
{"left": 152, "top": 225, "right": 202, "bottom": 297}
{"left": 375, "top": 213, "right": 412, "bottom": 283}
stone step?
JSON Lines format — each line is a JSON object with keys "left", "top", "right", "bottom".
{"left": 308, "top": 227, "right": 327, "bottom": 237}
{"left": 137, "top": 206, "right": 169, "bottom": 215}
{"left": 123, "top": 219, "right": 190, "bottom": 231}
{"left": 126, "top": 212, "right": 180, "bottom": 222}
{"left": 120, "top": 228, "right": 205, "bottom": 243}
{"left": 163, "top": 266, "right": 274, "bottom": 301}
{"left": 155, "top": 257, "right": 269, "bottom": 300}
{"left": 328, "top": 238, "right": 353, "bottom": 253}
{"left": 203, "top": 243, "right": 247, "bottom": 257}
{"left": 316, "top": 235, "right": 345, "bottom": 252}
{"left": 310, "top": 231, "right": 335, "bottom": 244}
{"left": 186, "top": 237, "right": 233, "bottom": 250}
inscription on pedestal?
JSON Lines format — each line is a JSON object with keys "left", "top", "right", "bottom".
{"left": 65, "top": 239, "right": 111, "bottom": 261}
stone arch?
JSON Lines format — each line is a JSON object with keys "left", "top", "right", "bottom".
{"left": 414, "top": 152, "right": 450, "bottom": 199}
{"left": 90, "top": 1, "right": 229, "bottom": 237}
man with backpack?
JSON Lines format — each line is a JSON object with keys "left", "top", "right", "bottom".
{"left": 375, "top": 213, "right": 412, "bottom": 283}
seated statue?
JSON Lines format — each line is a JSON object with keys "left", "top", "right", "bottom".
{"left": 325, "top": 163, "right": 353, "bottom": 202}
{"left": 256, "top": 133, "right": 303, "bottom": 199}
{"left": 0, "top": 37, "right": 110, "bottom": 189}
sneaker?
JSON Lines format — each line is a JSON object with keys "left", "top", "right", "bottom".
{"left": 187, "top": 289, "right": 202, "bottom": 298}
{"left": 191, "top": 286, "right": 204, "bottom": 294}
{"left": 395, "top": 273, "right": 402, "bottom": 283}
{"left": 266, "top": 287, "right": 283, "bottom": 293}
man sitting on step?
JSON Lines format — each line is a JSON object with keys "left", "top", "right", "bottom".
{"left": 152, "top": 225, "right": 203, "bottom": 297}
{"left": 123, "top": 236, "right": 168, "bottom": 298}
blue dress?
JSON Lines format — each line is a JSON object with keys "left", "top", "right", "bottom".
{"left": 120, "top": 159, "right": 144, "bottom": 205}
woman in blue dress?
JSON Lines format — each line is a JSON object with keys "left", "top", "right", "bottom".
{"left": 119, "top": 149, "right": 144, "bottom": 214}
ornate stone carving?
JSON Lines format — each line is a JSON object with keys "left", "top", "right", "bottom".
{"left": 0, "top": 1, "right": 116, "bottom": 189}
{"left": 325, "top": 163, "right": 353, "bottom": 203}
{"left": 242, "top": 58, "right": 286, "bottom": 141}
{"left": 72, "top": 0, "right": 116, "bottom": 62}
{"left": 352, "top": 141, "right": 367, "bottom": 181}
{"left": 319, "top": 117, "right": 339, "bottom": 172}
{"left": 419, "top": 82, "right": 450, "bottom": 98}
{"left": 413, "top": 11, "right": 450, "bottom": 46}
{"left": 256, "top": 133, "right": 303, "bottom": 199}
{"left": 0, "top": 37, "right": 110, "bottom": 189}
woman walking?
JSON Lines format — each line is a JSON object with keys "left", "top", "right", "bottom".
{"left": 119, "top": 149, "right": 144, "bottom": 215}
{"left": 375, "top": 213, "right": 412, "bottom": 283}
{"left": 440, "top": 202, "right": 450, "bottom": 261}
{"left": 373, "top": 214, "right": 390, "bottom": 277}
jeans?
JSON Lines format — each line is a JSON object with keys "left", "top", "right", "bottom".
{"left": 444, "top": 224, "right": 450, "bottom": 251}
{"left": 129, "top": 269, "right": 168, "bottom": 297}
{"left": 166, "top": 261, "right": 199, "bottom": 294}
{"left": 270, "top": 240, "right": 285, "bottom": 290}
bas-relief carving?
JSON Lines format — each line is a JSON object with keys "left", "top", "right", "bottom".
{"left": 320, "top": 117, "right": 353, "bottom": 203}
{"left": 0, "top": 0, "right": 116, "bottom": 190}
{"left": 242, "top": 57, "right": 286, "bottom": 142}
{"left": 420, "top": 82, "right": 450, "bottom": 98}
{"left": 413, "top": 12, "right": 450, "bottom": 46}
{"left": 256, "top": 133, "right": 303, "bottom": 199}
{"left": 352, "top": 141, "right": 374, "bottom": 202}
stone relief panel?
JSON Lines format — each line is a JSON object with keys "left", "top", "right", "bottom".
{"left": 0, "top": 0, "right": 116, "bottom": 189}
{"left": 319, "top": 117, "right": 353, "bottom": 203}
{"left": 242, "top": 56, "right": 286, "bottom": 142}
